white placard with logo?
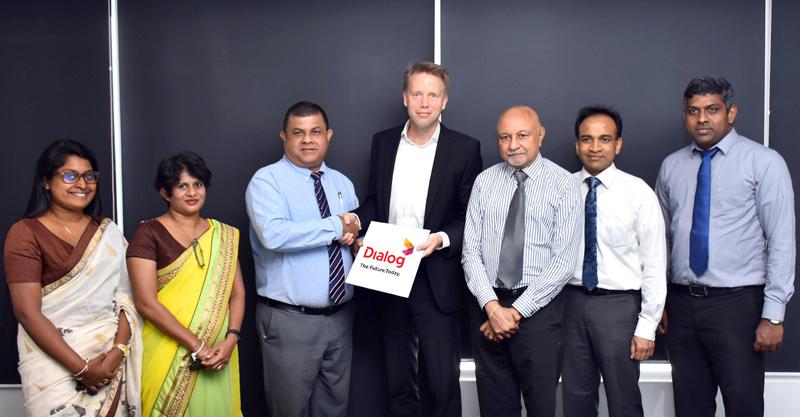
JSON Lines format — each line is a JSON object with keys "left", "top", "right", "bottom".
{"left": 346, "top": 221, "right": 430, "bottom": 298}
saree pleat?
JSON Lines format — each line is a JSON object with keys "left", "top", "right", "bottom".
{"left": 141, "top": 219, "right": 242, "bottom": 417}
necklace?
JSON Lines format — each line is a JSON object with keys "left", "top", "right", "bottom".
{"left": 168, "top": 213, "right": 205, "bottom": 268}
{"left": 49, "top": 211, "right": 86, "bottom": 241}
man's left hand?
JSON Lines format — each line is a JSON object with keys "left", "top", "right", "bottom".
{"left": 754, "top": 319, "right": 784, "bottom": 352}
{"left": 629, "top": 336, "right": 655, "bottom": 361}
{"left": 416, "top": 233, "right": 443, "bottom": 258}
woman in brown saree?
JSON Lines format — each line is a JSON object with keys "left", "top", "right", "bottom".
{"left": 3, "top": 139, "right": 142, "bottom": 416}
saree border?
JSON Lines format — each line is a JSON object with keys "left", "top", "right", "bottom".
{"left": 41, "top": 218, "right": 111, "bottom": 297}
{"left": 157, "top": 220, "right": 239, "bottom": 417}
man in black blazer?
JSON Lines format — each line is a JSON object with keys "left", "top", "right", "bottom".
{"left": 355, "top": 62, "right": 482, "bottom": 417}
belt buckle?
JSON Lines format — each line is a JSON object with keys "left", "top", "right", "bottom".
{"left": 688, "top": 284, "right": 709, "bottom": 297}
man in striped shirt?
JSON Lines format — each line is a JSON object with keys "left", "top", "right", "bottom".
{"left": 462, "top": 105, "right": 582, "bottom": 417}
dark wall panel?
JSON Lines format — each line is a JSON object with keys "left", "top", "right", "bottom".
{"left": 442, "top": 0, "right": 764, "bottom": 185}
{"left": 767, "top": 0, "right": 800, "bottom": 372}
{"left": 0, "top": 0, "right": 112, "bottom": 383}
{"left": 118, "top": 1, "right": 432, "bottom": 414}
{"left": 442, "top": 0, "right": 767, "bottom": 362}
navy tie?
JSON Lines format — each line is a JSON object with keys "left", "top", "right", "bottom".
{"left": 689, "top": 148, "right": 719, "bottom": 277}
{"left": 311, "top": 172, "right": 346, "bottom": 304}
{"left": 583, "top": 177, "right": 601, "bottom": 291}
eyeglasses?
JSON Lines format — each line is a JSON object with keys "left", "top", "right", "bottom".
{"left": 54, "top": 170, "right": 100, "bottom": 184}
{"left": 190, "top": 238, "right": 205, "bottom": 268}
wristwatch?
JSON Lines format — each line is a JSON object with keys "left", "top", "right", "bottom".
{"left": 768, "top": 319, "right": 783, "bottom": 325}
{"left": 114, "top": 343, "right": 131, "bottom": 358}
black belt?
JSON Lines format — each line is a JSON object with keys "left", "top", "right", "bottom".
{"left": 567, "top": 285, "right": 640, "bottom": 296}
{"left": 259, "top": 296, "right": 348, "bottom": 315}
{"left": 494, "top": 286, "right": 527, "bottom": 299}
{"left": 669, "top": 283, "right": 760, "bottom": 298}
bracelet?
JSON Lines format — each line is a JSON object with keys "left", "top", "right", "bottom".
{"left": 488, "top": 304, "right": 501, "bottom": 319}
{"left": 190, "top": 341, "right": 205, "bottom": 362}
{"left": 114, "top": 343, "right": 131, "bottom": 358}
{"left": 72, "top": 359, "right": 89, "bottom": 380}
{"left": 226, "top": 329, "right": 241, "bottom": 341}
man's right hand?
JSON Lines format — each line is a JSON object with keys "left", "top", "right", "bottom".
{"left": 657, "top": 309, "right": 668, "bottom": 335}
{"left": 338, "top": 213, "right": 360, "bottom": 245}
{"left": 353, "top": 239, "right": 363, "bottom": 256}
{"left": 485, "top": 300, "right": 521, "bottom": 340}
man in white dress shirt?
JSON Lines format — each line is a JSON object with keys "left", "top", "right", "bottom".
{"left": 354, "top": 62, "right": 482, "bottom": 417}
{"left": 561, "top": 106, "right": 666, "bottom": 417}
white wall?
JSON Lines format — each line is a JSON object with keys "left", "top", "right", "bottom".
{"left": 3, "top": 363, "right": 799, "bottom": 416}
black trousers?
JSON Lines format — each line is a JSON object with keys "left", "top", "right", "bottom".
{"left": 382, "top": 270, "right": 462, "bottom": 417}
{"left": 469, "top": 289, "right": 564, "bottom": 417}
{"left": 666, "top": 285, "right": 766, "bottom": 417}
{"left": 561, "top": 286, "right": 643, "bottom": 417}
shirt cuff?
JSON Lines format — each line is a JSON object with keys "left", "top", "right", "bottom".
{"left": 349, "top": 213, "right": 362, "bottom": 230}
{"left": 435, "top": 231, "right": 450, "bottom": 250}
{"left": 331, "top": 216, "right": 343, "bottom": 240}
{"left": 634, "top": 317, "right": 658, "bottom": 341}
{"left": 762, "top": 299, "right": 787, "bottom": 322}
{"left": 511, "top": 297, "right": 537, "bottom": 318}
{"left": 476, "top": 287, "right": 498, "bottom": 310}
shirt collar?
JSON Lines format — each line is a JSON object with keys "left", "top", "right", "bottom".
{"left": 503, "top": 153, "right": 543, "bottom": 181}
{"left": 400, "top": 120, "right": 441, "bottom": 148}
{"left": 579, "top": 163, "right": 617, "bottom": 189}
{"left": 691, "top": 128, "right": 738, "bottom": 156}
{"left": 281, "top": 155, "right": 328, "bottom": 180}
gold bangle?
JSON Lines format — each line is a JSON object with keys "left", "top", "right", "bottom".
{"left": 488, "top": 304, "right": 501, "bottom": 319}
{"left": 72, "top": 359, "right": 89, "bottom": 380}
{"left": 114, "top": 343, "right": 130, "bottom": 358}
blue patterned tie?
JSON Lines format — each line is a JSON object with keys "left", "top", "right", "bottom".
{"left": 311, "top": 172, "right": 346, "bottom": 304}
{"left": 582, "top": 177, "right": 601, "bottom": 291}
{"left": 689, "top": 148, "right": 719, "bottom": 277}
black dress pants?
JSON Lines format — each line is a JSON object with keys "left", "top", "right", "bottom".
{"left": 469, "top": 289, "right": 564, "bottom": 417}
{"left": 382, "top": 270, "right": 462, "bottom": 417}
{"left": 666, "top": 285, "right": 766, "bottom": 417}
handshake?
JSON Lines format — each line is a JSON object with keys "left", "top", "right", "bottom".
{"left": 337, "top": 212, "right": 361, "bottom": 246}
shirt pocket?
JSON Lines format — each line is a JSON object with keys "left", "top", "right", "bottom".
{"left": 601, "top": 211, "right": 635, "bottom": 249}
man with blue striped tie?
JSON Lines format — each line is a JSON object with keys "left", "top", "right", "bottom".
{"left": 462, "top": 105, "right": 582, "bottom": 417}
{"left": 246, "top": 101, "right": 361, "bottom": 416}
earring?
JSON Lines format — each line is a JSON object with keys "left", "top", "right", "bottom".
{"left": 44, "top": 184, "right": 50, "bottom": 190}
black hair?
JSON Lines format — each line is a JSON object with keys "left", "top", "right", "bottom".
{"left": 23, "top": 139, "right": 103, "bottom": 218}
{"left": 574, "top": 105, "right": 623, "bottom": 139}
{"left": 154, "top": 151, "right": 212, "bottom": 197}
{"left": 683, "top": 76, "right": 735, "bottom": 109}
{"left": 282, "top": 101, "right": 330, "bottom": 131}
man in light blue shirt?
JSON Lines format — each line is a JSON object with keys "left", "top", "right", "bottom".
{"left": 656, "top": 77, "right": 795, "bottom": 417}
{"left": 246, "top": 101, "right": 360, "bottom": 417}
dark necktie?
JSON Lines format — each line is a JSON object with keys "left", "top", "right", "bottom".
{"left": 689, "top": 148, "right": 719, "bottom": 277}
{"left": 311, "top": 172, "right": 346, "bottom": 304}
{"left": 582, "top": 177, "right": 601, "bottom": 291}
{"left": 497, "top": 170, "right": 528, "bottom": 289}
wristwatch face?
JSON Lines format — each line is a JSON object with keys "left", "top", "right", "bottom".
{"left": 769, "top": 319, "right": 783, "bottom": 325}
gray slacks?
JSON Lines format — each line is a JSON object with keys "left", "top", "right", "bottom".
{"left": 561, "top": 286, "right": 644, "bottom": 417}
{"left": 256, "top": 300, "right": 355, "bottom": 417}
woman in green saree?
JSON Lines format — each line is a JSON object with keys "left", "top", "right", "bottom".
{"left": 127, "top": 152, "right": 245, "bottom": 417}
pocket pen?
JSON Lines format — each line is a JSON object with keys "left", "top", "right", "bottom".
{"left": 338, "top": 192, "right": 343, "bottom": 208}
